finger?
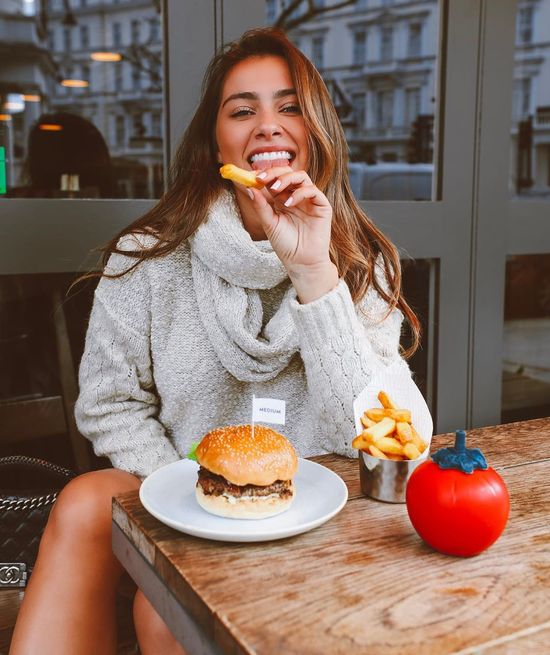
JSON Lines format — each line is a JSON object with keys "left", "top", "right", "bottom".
{"left": 268, "top": 170, "right": 312, "bottom": 195}
{"left": 255, "top": 165, "right": 294, "bottom": 187}
{"left": 248, "top": 187, "right": 280, "bottom": 232}
{"left": 282, "top": 185, "right": 328, "bottom": 209}
{"left": 260, "top": 170, "right": 313, "bottom": 194}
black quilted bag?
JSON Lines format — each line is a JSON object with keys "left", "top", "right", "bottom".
{"left": 0, "top": 456, "right": 77, "bottom": 588}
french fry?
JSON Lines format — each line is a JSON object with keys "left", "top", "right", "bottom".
{"left": 378, "top": 391, "right": 397, "bottom": 410}
{"left": 374, "top": 436, "right": 404, "bottom": 456}
{"left": 368, "top": 444, "right": 389, "bottom": 459}
{"left": 396, "top": 421, "right": 414, "bottom": 444}
{"left": 366, "top": 408, "right": 412, "bottom": 423}
{"left": 363, "top": 417, "right": 396, "bottom": 443}
{"left": 403, "top": 442, "right": 421, "bottom": 460}
{"left": 387, "top": 454, "right": 406, "bottom": 461}
{"left": 219, "top": 164, "right": 265, "bottom": 189}
{"left": 360, "top": 413, "right": 376, "bottom": 429}
{"left": 352, "top": 429, "right": 374, "bottom": 450}
{"left": 410, "top": 425, "right": 428, "bottom": 454}
{"left": 365, "top": 408, "right": 386, "bottom": 422}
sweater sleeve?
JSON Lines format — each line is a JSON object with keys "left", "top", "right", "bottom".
{"left": 289, "top": 277, "right": 432, "bottom": 458}
{"left": 74, "top": 238, "right": 180, "bottom": 479}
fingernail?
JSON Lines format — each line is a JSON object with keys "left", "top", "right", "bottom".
{"left": 284, "top": 195, "right": 294, "bottom": 207}
{"left": 271, "top": 180, "right": 282, "bottom": 190}
{"left": 247, "top": 188, "right": 254, "bottom": 199}
{"left": 256, "top": 171, "right": 268, "bottom": 179}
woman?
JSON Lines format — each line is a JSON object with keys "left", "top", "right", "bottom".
{"left": 10, "top": 27, "right": 429, "bottom": 655}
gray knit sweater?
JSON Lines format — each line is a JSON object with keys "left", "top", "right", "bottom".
{"left": 75, "top": 194, "right": 424, "bottom": 479}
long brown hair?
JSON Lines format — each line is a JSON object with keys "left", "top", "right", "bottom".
{"left": 95, "top": 27, "right": 420, "bottom": 356}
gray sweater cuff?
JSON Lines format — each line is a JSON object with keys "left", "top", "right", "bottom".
{"left": 289, "top": 279, "right": 361, "bottom": 345}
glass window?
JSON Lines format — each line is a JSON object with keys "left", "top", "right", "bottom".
{"left": 0, "top": 1, "right": 165, "bottom": 199}
{"left": 380, "top": 25, "right": 393, "bottom": 62}
{"left": 501, "top": 254, "right": 550, "bottom": 423}
{"left": 131, "top": 19, "right": 140, "bottom": 44}
{"left": 80, "top": 24, "right": 90, "bottom": 50}
{"left": 266, "top": 0, "right": 278, "bottom": 24}
{"left": 115, "top": 114, "right": 125, "bottom": 147}
{"left": 401, "top": 258, "right": 437, "bottom": 410}
{"left": 510, "top": 2, "right": 550, "bottom": 199}
{"left": 516, "top": 6, "right": 534, "bottom": 44}
{"left": 261, "top": 1, "right": 440, "bottom": 201}
{"left": 63, "top": 27, "right": 72, "bottom": 51}
{"left": 352, "top": 92, "right": 366, "bottom": 130}
{"left": 113, "top": 22, "right": 122, "bottom": 48}
{"left": 312, "top": 35, "right": 325, "bottom": 69}
{"left": 375, "top": 90, "right": 394, "bottom": 127}
{"left": 353, "top": 30, "right": 367, "bottom": 66}
{"left": 405, "top": 88, "right": 421, "bottom": 126}
{"left": 408, "top": 22, "right": 422, "bottom": 57}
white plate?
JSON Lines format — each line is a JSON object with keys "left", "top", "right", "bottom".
{"left": 139, "top": 458, "right": 348, "bottom": 543}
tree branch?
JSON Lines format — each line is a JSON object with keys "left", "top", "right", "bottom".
{"left": 274, "top": 0, "right": 357, "bottom": 32}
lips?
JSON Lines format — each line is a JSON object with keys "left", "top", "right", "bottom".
{"left": 248, "top": 149, "right": 294, "bottom": 171}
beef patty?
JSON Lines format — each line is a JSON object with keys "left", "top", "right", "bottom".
{"left": 197, "top": 467, "right": 293, "bottom": 499}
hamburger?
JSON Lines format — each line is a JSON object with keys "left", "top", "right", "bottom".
{"left": 194, "top": 424, "right": 298, "bottom": 519}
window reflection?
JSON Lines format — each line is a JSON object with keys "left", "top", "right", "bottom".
{"left": 502, "top": 254, "right": 550, "bottom": 423}
{"left": 510, "top": 0, "right": 550, "bottom": 199}
{"left": 0, "top": 0, "right": 164, "bottom": 199}
{"left": 265, "top": 0, "right": 440, "bottom": 201}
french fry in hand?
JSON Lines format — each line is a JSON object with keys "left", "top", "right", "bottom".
{"left": 353, "top": 389, "right": 429, "bottom": 461}
{"left": 378, "top": 391, "right": 397, "bottom": 410}
{"left": 219, "top": 164, "right": 264, "bottom": 189}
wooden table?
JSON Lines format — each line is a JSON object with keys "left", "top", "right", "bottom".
{"left": 112, "top": 418, "right": 550, "bottom": 655}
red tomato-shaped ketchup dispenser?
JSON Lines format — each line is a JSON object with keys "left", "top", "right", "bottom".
{"left": 405, "top": 430, "right": 510, "bottom": 557}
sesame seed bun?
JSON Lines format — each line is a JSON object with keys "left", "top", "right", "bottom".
{"left": 195, "top": 424, "right": 298, "bottom": 487}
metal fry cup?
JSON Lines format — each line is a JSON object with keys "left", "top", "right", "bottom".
{"left": 358, "top": 450, "right": 429, "bottom": 503}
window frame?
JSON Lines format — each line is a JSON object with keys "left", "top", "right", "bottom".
{"left": 2, "top": 0, "right": 547, "bottom": 435}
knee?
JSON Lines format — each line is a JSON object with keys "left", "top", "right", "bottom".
{"left": 47, "top": 469, "right": 141, "bottom": 542}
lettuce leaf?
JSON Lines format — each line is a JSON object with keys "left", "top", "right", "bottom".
{"left": 187, "top": 441, "right": 200, "bottom": 462}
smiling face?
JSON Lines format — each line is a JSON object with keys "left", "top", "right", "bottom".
{"left": 215, "top": 55, "right": 309, "bottom": 182}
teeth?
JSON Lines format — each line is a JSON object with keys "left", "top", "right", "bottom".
{"left": 250, "top": 150, "right": 292, "bottom": 162}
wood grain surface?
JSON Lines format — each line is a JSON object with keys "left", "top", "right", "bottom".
{"left": 113, "top": 419, "right": 550, "bottom": 655}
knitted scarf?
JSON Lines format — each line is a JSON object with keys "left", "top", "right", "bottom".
{"left": 189, "top": 191, "right": 300, "bottom": 382}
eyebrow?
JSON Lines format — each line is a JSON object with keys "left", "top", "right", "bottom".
{"left": 221, "top": 88, "right": 297, "bottom": 108}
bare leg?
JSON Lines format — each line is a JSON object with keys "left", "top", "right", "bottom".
{"left": 133, "top": 589, "right": 188, "bottom": 655}
{"left": 9, "top": 469, "right": 140, "bottom": 655}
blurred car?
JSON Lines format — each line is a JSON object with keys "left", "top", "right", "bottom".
{"left": 348, "top": 162, "right": 434, "bottom": 201}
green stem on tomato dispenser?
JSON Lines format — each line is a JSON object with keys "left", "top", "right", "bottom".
{"left": 431, "top": 429, "right": 488, "bottom": 474}
{"left": 455, "top": 430, "right": 467, "bottom": 452}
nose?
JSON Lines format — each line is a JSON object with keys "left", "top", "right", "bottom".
{"left": 254, "top": 109, "right": 282, "bottom": 139}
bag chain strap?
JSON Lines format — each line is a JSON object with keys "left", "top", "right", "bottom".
{"left": 0, "top": 455, "right": 77, "bottom": 511}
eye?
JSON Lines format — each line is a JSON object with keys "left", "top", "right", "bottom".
{"left": 281, "top": 103, "right": 301, "bottom": 115}
{"left": 230, "top": 106, "right": 255, "bottom": 118}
